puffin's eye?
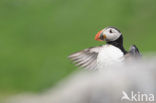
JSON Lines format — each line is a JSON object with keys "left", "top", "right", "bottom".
{"left": 109, "top": 29, "right": 113, "bottom": 33}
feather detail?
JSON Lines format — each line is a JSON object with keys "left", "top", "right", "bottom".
{"left": 68, "top": 46, "right": 102, "bottom": 70}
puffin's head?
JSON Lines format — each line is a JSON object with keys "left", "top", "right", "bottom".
{"left": 95, "top": 27, "right": 122, "bottom": 42}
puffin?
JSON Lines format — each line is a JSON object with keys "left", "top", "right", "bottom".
{"left": 69, "top": 26, "right": 141, "bottom": 70}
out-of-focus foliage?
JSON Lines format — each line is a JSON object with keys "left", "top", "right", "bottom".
{"left": 0, "top": 0, "right": 156, "bottom": 99}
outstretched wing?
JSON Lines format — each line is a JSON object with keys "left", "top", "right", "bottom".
{"left": 125, "top": 45, "right": 141, "bottom": 59}
{"left": 68, "top": 46, "right": 102, "bottom": 70}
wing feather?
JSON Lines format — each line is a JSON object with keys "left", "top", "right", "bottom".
{"left": 68, "top": 46, "right": 102, "bottom": 70}
{"left": 125, "top": 45, "right": 141, "bottom": 59}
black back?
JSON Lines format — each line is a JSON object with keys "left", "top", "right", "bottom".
{"left": 106, "top": 35, "right": 127, "bottom": 54}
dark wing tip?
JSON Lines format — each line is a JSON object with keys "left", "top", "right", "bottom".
{"left": 129, "top": 45, "right": 142, "bottom": 57}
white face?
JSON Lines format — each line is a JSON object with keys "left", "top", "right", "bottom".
{"left": 102, "top": 27, "right": 121, "bottom": 41}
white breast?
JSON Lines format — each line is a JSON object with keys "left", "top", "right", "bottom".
{"left": 97, "top": 45, "right": 124, "bottom": 69}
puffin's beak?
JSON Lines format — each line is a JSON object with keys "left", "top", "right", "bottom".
{"left": 95, "top": 30, "right": 106, "bottom": 41}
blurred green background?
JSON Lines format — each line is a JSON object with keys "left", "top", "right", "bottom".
{"left": 0, "top": 0, "right": 156, "bottom": 100}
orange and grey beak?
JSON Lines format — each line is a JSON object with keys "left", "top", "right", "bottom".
{"left": 95, "top": 30, "right": 106, "bottom": 41}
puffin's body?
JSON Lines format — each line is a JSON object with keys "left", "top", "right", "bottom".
{"left": 69, "top": 26, "right": 141, "bottom": 70}
{"left": 97, "top": 45, "right": 124, "bottom": 69}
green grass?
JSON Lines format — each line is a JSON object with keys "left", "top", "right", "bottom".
{"left": 0, "top": 0, "right": 156, "bottom": 99}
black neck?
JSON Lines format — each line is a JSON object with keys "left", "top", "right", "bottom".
{"left": 106, "top": 35, "right": 127, "bottom": 54}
